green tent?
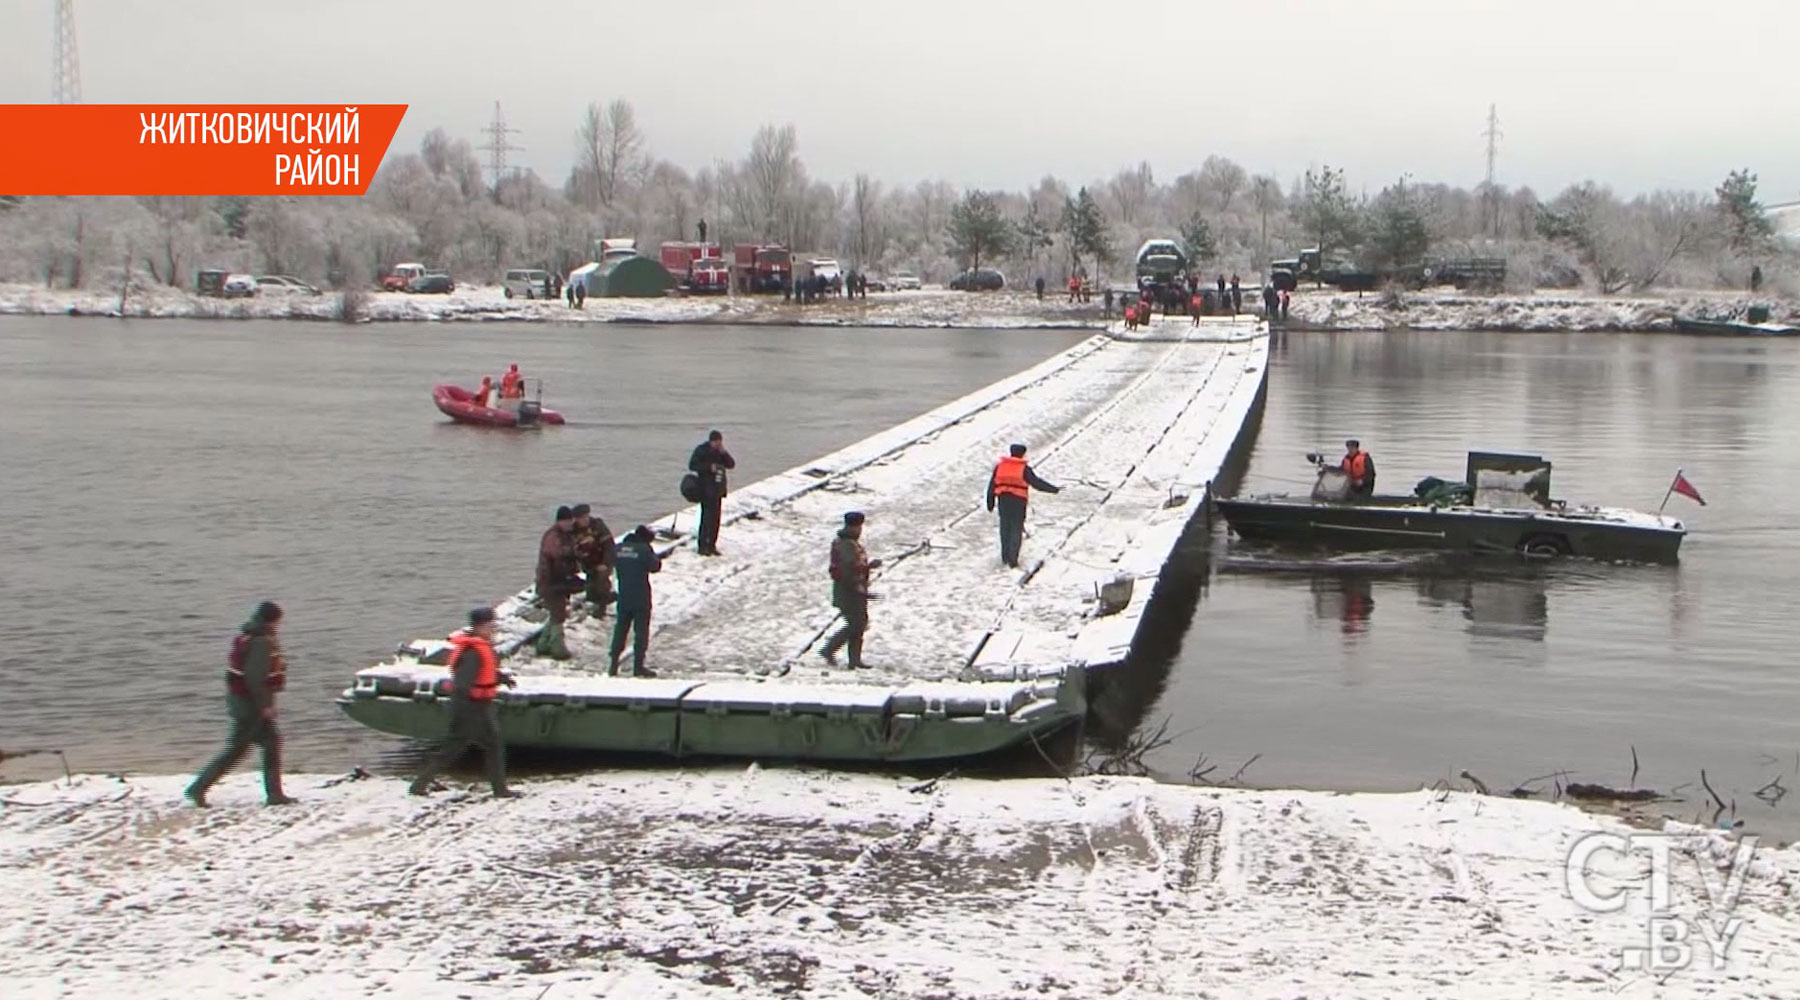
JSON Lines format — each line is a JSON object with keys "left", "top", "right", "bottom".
{"left": 586, "top": 256, "right": 675, "bottom": 298}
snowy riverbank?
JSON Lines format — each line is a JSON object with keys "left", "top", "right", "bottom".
{"left": 0, "top": 283, "right": 1107, "bottom": 330}
{"left": 3, "top": 770, "right": 1796, "bottom": 999}
{"left": 6, "top": 280, "right": 1796, "bottom": 333}
{"left": 1285, "top": 288, "right": 1800, "bottom": 332}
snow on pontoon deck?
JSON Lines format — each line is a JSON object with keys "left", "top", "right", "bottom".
{"left": 5, "top": 771, "right": 1797, "bottom": 998}
{"left": 365, "top": 315, "right": 1268, "bottom": 694}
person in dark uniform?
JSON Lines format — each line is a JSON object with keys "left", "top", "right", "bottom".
{"left": 609, "top": 525, "right": 663, "bottom": 676}
{"left": 186, "top": 600, "right": 295, "bottom": 807}
{"left": 1340, "top": 439, "right": 1376, "bottom": 497}
{"left": 534, "top": 506, "right": 579, "bottom": 659}
{"left": 688, "top": 430, "right": 736, "bottom": 556}
{"left": 820, "top": 511, "right": 881, "bottom": 668}
{"left": 408, "top": 606, "right": 519, "bottom": 798}
{"left": 986, "top": 443, "right": 1062, "bottom": 568}
{"left": 571, "top": 503, "right": 616, "bottom": 617}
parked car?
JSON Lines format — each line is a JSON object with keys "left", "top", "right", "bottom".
{"left": 222, "top": 273, "right": 259, "bottom": 298}
{"left": 889, "top": 271, "right": 922, "bottom": 290}
{"left": 383, "top": 262, "right": 427, "bottom": 291}
{"left": 406, "top": 272, "right": 455, "bottom": 294}
{"left": 503, "top": 268, "right": 553, "bottom": 299}
{"left": 863, "top": 275, "right": 890, "bottom": 292}
{"left": 255, "top": 275, "right": 320, "bottom": 295}
{"left": 948, "top": 267, "right": 1006, "bottom": 291}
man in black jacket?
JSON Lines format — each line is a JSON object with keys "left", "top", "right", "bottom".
{"left": 688, "top": 430, "right": 736, "bottom": 556}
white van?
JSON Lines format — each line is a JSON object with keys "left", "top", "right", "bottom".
{"left": 504, "top": 269, "right": 553, "bottom": 299}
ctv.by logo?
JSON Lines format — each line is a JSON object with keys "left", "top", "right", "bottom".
{"left": 1565, "top": 832, "right": 1758, "bottom": 974}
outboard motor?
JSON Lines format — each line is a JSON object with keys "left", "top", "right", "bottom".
{"left": 516, "top": 400, "right": 542, "bottom": 427}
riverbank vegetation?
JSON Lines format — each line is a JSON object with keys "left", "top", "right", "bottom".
{"left": 1, "top": 102, "right": 1792, "bottom": 300}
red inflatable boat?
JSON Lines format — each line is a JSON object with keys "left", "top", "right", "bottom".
{"left": 432, "top": 383, "right": 566, "bottom": 427}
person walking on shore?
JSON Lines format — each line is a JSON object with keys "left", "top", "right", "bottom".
{"left": 409, "top": 607, "right": 519, "bottom": 798}
{"left": 186, "top": 601, "right": 295, "bottom": 807}
{"left": 987, "top": 444, "right": 1062, "bottom": 568}
{"left": 609, "top": 525, "right": 663, "bottom": 677}
{"left": 821, "top": 511, "right": 880, "bottom": 668}
{"left": 688, "top": 430, "right": 736, "bottom": 556}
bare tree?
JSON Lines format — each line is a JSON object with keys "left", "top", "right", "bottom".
{"left": 744, "top": 124, "right": 803, "bottom": 240}
{"left": 1108, "top": 161, "right": 1155, "bottom": 226}
{"left": 1200, "top": 155, "right": 1248, "bottom": 215}
{"left": 1249, "top": 174, "right": 1282, "bottom": 272}
{"left": 573, "top": 99, "right": 647, "bottom": 210}
{"left": 851, "top": 173, "right": 884, "bottom": 269}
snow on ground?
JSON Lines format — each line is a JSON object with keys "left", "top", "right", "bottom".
{"left": 11, "top": 279, "right": 1795, "bottom": 332}
{"left": 0, "top": 283, "right": 1108, "bottom": 329}
{"left": 3, "top": 769, "right": 1796, "bottom": 999}
{"left": 368, "top": 316, "right": 1267, "bottom": 692}
{"left": 1286, "top": 288, "right": 1800, "bottom": 332}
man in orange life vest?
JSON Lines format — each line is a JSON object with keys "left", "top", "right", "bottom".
{"left": 1340, "top": 439, "right": 1376, "bottom": 497}
{"left": 186, "top": 600, "right": 294, "bottom": 807}
{"left": 471, "top": 374, "right": 494, "bottom": 408}
{"left": 986, "top": 443, "right": 1062, "bottom": 568}
{"left": 497, "top": 363, "right": 524, "bottom": 411}
{"left": 409, "top": 606, "right": 520, "bottom": 798}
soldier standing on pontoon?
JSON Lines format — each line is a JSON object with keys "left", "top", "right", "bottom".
{"left": 986, "top": 444, "right": 1061, "bottom": 569}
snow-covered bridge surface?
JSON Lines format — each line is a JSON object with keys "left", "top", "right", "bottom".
{"left": 372, "top": 315, "right": 1269, "bottom": 693}
{"left": 4, "top": 770, "right": 1796, "bottom": 999}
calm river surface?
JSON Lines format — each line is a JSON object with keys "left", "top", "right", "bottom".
{"left": 4, "top": 318, "right": 1795, "bottom": 835}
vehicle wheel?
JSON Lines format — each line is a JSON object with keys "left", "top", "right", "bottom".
{"left": 505, "top": 288, "right": 513, "bottom": 299}
{"left": 1518, "top": 533, "right": 1571, "bottom": 559}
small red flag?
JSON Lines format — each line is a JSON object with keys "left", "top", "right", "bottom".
{"left": 1671, "top": 471, "right": 1706, "bottom": 506}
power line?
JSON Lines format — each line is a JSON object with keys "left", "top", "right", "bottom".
{"left": 1481, "top": 104, "right": 1503, "bottom": 236}
{"left": 477, "top": 101, "right": 524, "bottom": 191}
{"left": 52, "top": 0, "right": 81, "bottom": 104}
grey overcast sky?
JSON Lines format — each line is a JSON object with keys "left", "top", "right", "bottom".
{"left": 3, "top": 0, "right": 1795, "bottom": 201}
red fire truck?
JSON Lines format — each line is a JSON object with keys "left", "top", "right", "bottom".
{"left": 731, "top": 243, "right": 791, "bottom": 294}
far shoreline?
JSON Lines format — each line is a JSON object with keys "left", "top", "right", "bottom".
{"left": 5, "top": 283, "right": 1796, "bottom": 334}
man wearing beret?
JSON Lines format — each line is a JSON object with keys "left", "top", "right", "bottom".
{"left": 820, "top": 511, "right": 881, "bottom": 669}
{"left": 534, "top": 505, "right": 579, "bottom": 659}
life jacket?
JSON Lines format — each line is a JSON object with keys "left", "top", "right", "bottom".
{"left": 473, "top": 386, "right": 492, "bottom": 407}
{"left": 444, "top": 629, "right": 500, "bottom": 701}
{"left": 226, "top": 631, "right": 286, "bottom": 697}
{"left": 1342, "top": 450, "right": 1371, "bottom": 481}
{"left": 993, "top": 455, "right": 1030, "bottom": 499}
{"left": 500, "top": 371, "right": 523, "bottom": 398}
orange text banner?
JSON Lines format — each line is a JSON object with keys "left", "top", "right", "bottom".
{"left": 0, "top": 104, "right": 407, "bottom": 195}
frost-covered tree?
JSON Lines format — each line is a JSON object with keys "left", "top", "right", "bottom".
{"left": 946, "top": 190, "right": 1015, "bottom": 277}
{"left": 850, "top": 173, "right": 884, "bottom": 269}
{"left": 1536, "top": 182, "right": 1632, "bottom": 293}
{"left": 1107, "top": 162, "right": 1155, "bottom": 227}
{"left": 1060, "top": 187, "right": 1110, "bottom": 277}
{"left": 1015, "top": 200, "right": 1056, "bottom": 279}
{"left": 1297, "top": 164, "right": 1360, "bottom": 263}
{"left": 1715, "top": 168, "right": 1774, "bottom": 257}
{"left": 1179, "top": 212, "right": 1217, "bottom": 266}
{"left": 1366, "top": 175, "right": 1432, "bottom": 271}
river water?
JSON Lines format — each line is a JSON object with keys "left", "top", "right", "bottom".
{"left": 1143, "top": 328, "right": 1800, "bottom": 838}
{"left": 4, "top": 318, "right": 1795, "bottom": 835}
